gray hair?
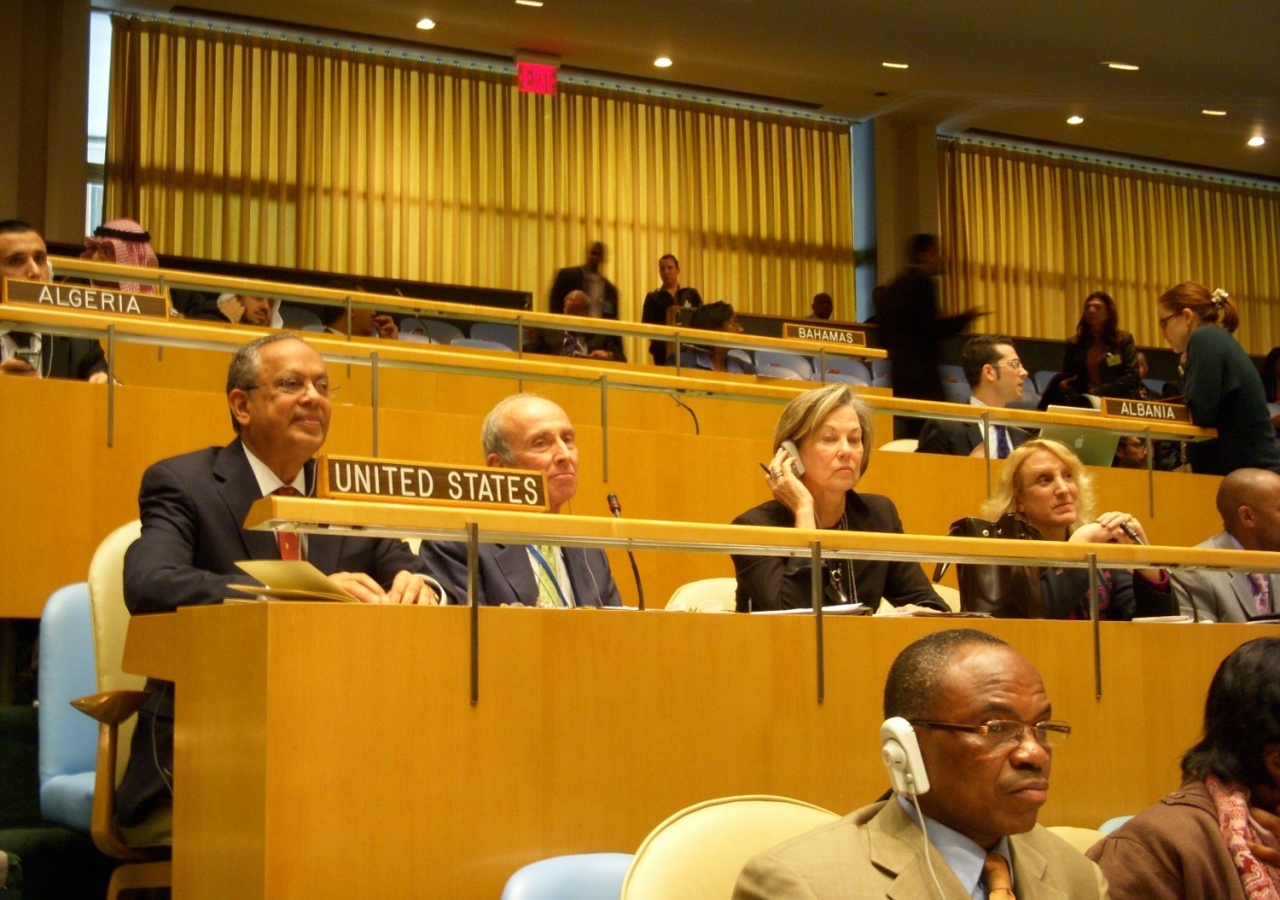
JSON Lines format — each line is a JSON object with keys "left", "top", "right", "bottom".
{"left": 225, "top": 333, "right": 307, "bottom": 432}
{"left": 481, "top": 392, "right": 547, "bottom": 463}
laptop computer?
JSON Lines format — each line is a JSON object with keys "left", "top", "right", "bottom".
{"left": 1038, "top": 405, "right": 1121, "bottom": 467}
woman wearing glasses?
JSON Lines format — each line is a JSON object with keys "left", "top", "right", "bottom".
{"left": 1159, "top": 282, "right": 1280, "bottom": 475}
{"left": 1088, "top": 638, "right": 1280, "bottom": 900}
{"left": 972, "top": 438, "right": 1172, "bottom": 619}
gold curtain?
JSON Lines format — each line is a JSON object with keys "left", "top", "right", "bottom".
{"left": 940, "top": 139, "right": 1280, "bottom": 354}
{"left": 105, "top": 16, "right": 853, "bottom": 325}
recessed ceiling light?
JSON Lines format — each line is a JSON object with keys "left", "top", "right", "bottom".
{"left": 882, "top": 62, "right": 909, "bottom": 70}
{"left": 1248, "top": 136, "right": 1267, "bottom": 148}
{"left": 515, "top": 0, "right": 543, "bottom": 6}
{"left": 654, "top": 57, "right": 672, "bottom": 68}
{"left": 1103, "top": 61, "right": 1139, "bottom": 71}
{"left": 1201, "top": 109, "right": 1227, "bottom": 116}
{"left": 1067, "top": 115, "right": 1084, "bottom": 125}
{"left": 416, "top": 17, "right": 435, "bottom": 30}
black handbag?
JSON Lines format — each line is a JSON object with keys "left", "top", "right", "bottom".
{"left": 935, "top": 513, "right": 1044, "bottom": 617}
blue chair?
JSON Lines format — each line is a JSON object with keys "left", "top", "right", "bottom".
{"left": 942, "top": 380, "right": 972, "bottom": 403}
{"left": 727, "top": 348, "right": 756, "bottom": 374}
{"left": 938, "top": 364, "right": 965, "bottom": 385}
{"left": 452, "top": 337, "right": 514, "bottom": 352}
{"left": 818, "top": 357, "right": 871, "bottom": 384}
{"left": 1143, "top": 378, "right": 1166, "bottom": 396}
{"left": 871, "top": 376, "right": 892, "bottom": 389}
{"left": 399, "top": 316, "right": 426, "bottom": 335}
{"left": 423, "top": 319, "right": 465, "bottom": 344}
{"left": 871, "top": 359, "right": 892, "bottom": 381}
{"left": 501, "top": 852, "right": 633, "bottom": 900}
{"left": 756, "top": 350, "right": 813, "bottom": 380}
{"left": 1034, "top": 370, "right": 1058, "bottom": 394}
{"left": 471, "top": 322, "right": 519, "bottom": 349}
{"left": 399, "top": 332, "right": 434, "bottom": 343}
{"left": 1099, "top": 815, "right": 1134, "bottom": 835}
{"left": 38, "top": 583, "right": 98, "bottom": 833}
{"left": 278, "top": 304, "right": 322, "bottom": 330}
{"left": 302, "top": 323, "right": 328, "bottom": 333}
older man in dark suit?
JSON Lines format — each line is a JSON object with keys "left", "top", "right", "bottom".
{"left": 117, "top": 333, "right": 440, "bottom": 843}
{"left": 420, "top": 393, "right": 621, "bottom": 608}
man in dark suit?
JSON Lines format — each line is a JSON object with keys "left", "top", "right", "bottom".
{"left": 0, "top": 220, "right": 108, "bottom": 381}
{"left": 524, "top": 289, "right": 626, "bottom": 361}
{"left": 420, "top": 393, "right": 621, "bottom": 607}
{"left": 917, "top": 334, "right": 1032, "bottom": 457}
{"left": 734, "top": 629, "right": 1107, "bottom": 900}
{"left": 548, "top": 241, "right": 620, "bottom": 319}
{"left": 116, "top": 333, "right": 440, "bottom": 843}
{"left": 878, "top": 234, "right": 979, "bottom": 438}
{"left": 1172, "top": 468, "right": 1280, "bottom": 622}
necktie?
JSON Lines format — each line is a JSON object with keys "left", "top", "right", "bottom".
{"left": 982, "top": 851, "right": 1015, "bottom": 900}
{"left": 274, "top": 486, "right": 302, "bottom": 561}
{"left": 531, "top": 544, "right": 565, "bottom": 607}
{"left": 1251, "top": 573, "right": 1272, "bottom": 616}
{"left": 995, "top": 425, "right": 1013, "bottom": 459}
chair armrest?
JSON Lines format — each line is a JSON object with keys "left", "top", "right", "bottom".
{"left": 70, "top": 690, "right": 149, "bottom": 726}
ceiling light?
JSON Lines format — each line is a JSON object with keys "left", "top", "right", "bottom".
{"left": 1201, "top": 109, "right": 1227, "bottom": 116}
{"left": 882, "top": 62, "right": 909, "bottom": 70}
{"left": 1103, "top": 61, "right": 1139, "bottom": 71}
{"left": 1248, "top": 136, "right": 1266, "bottom": 148}
{"left": 416, "top": 17, "right": 435, "bottom": 30}
{"left": 654, "top": 57, "right": 672, "bottom": 68}
{"left": 1067, "top": 115, "right": 1084, "bottom": 125}
{"left": 515, "top": 0, "right": 543, "bottom": 6}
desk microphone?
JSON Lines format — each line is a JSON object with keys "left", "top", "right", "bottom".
{"left": 607, "top": 493, "right": 646, "bottom": 611}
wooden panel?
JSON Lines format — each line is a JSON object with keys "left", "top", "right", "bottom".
{"left": 125, "top": 606, "right": 1262, "bottom": 900}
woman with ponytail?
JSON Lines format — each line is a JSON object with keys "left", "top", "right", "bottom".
{"left": 1158, "top": 282, "right": 1280, "bottom": 475}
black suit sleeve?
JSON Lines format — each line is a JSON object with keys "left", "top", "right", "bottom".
{"left": 548, "top": 268, "right": 577, "bottom": 314}
{"left": 916, "top": 420, "right": 963, "bottom": 455}
{"left": 418, "top": 540, "right": 479, "bottom": 605}
{"left": 123, "top": 458, "right": 255, "bottom": 613}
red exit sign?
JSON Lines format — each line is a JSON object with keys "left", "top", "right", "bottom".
{"left": 517, "top": 61, "right": 558, "bottom": 95}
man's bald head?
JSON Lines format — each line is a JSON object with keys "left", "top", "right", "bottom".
{"left": 1217, "top": 468, "right": 1280, "bottom": 552}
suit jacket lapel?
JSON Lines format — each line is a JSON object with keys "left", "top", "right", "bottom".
{"left": 869, "top": 802, "right": 970, "bottom": 900}
{"left": 214, "top": 440, "right": 280, "bottom": 562}
{"left": 1010, "top": 832, "right": 1068, "bottom": 900}
{"left": 493, "top": 544, "right": 538, "bottom": 605}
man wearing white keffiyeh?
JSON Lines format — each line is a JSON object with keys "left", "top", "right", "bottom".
{"left": 1089, "top": 637, "right": 1280, "bottom": 900}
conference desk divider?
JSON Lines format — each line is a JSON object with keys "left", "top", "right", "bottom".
{"left": 123, "top": 496, "right": 1278, "bottom": 900}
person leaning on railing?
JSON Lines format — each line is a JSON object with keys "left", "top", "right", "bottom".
{"left": 731, "top": 383, "right": 948, "bottom": 613}
{"left": 977, "top": 438, "right": 1173, "bottom": 620}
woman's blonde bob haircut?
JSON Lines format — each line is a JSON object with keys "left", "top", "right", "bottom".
{"left": 981, "top": 438, "right": 1097, "bottom": 532}
{"left": 772, "top": 383, "right": 874, "bottom": 476}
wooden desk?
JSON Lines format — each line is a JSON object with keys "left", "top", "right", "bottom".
{"left": 125, "top": 605, "right": 1263, "bottom": 900}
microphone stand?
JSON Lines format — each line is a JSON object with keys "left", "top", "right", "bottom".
{"left": 607, "top": 494, "right": 646, "bottom": 611}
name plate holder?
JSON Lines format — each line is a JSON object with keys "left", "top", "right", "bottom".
{"left": 1100, "top": 397, "right": 1190, "bottom": 423}
{"left": 317, "top": 454, "right": 549, "bottom": 512}
{"left": 2, "top": 278, "right": 171, "bottom": 319}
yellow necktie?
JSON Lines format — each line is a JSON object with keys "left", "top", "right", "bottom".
{"left": 982, "top": 851, "right": 1015, "bottom": 900}
{"left": 532, "top": 544, "right": 565, "bottom": 607}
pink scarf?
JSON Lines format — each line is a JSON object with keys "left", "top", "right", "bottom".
{"left": 1207, "top": 775, "right": 1280, "bottom": 900}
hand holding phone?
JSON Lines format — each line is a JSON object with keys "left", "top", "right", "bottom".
{"left": 780, "top": 440, "right": 806, "bottom": 476}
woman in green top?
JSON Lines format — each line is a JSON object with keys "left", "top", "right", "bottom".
{"left": 1158, "top": 282, "right": 1280, "bottom": 475}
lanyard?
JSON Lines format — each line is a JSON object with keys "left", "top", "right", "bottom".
{"left": 528, "top": 545, "right": 572, "bottom": 608}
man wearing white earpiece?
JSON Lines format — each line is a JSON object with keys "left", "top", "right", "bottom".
{"left": 733, "top": 629, "right": 1109, "bottom": 900}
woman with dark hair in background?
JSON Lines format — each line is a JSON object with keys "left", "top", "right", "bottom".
{"left": 1159, "top": 283, "right": 1280, "bottom": 475}
{"left": 1089, "top": 637, "right": 1280, "bottom": 900}
{"left": 1059, "top": 290, "right": 1142, "bottom": 401}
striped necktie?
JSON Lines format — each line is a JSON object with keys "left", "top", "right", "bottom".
{"left": 531, "top": 544, "right": 565, "bottom": 607}
{"left": 995, "top": 425, "right": 1013, "bottom": 459}
{"left": 274, "top": 486, "right": 302, "bottom": 561}
{"left": 982, "top": 851, "right": 1015, "bottom": 900}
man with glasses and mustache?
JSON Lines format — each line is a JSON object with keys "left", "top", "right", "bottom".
{"left": 917, "top": 335, "right": 1033, "bottom": 458}
{"left": 734, "top": 629, "right": 1107, "bottom": 899}
{"left": 117, "top": 333, "right": 441, "bottom": 845}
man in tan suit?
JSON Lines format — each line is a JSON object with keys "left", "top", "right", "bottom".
{"left": 734, "top": 629, "right": 1109, "bottom": 899}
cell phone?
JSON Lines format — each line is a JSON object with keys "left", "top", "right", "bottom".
{"left": 780, "top": 440, "right": 806, "bottom": 476}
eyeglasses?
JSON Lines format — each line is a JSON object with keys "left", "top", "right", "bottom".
{"left": 1158, "top": 312, "right": 1180, "bottom": 333}
{"left": 910, "top": 719, "right": 1071, "bottom": 749}
{"left": 992, "top": 359, "right": 1025, "bottom": 371}
{"left": 246, "top": 377, "right": 336, "bottom": 399}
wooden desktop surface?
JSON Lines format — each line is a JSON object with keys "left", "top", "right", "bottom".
{"left": 124, "top": 605, "right": 1264, "bottom": 900}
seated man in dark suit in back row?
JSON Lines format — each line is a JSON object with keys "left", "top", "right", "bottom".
{"left": 420, "top": 393, "right": 621, "bottom": 607}
{"left": 523, "top": 289, "right": 625, "bottom": 361}
{"left": 917, "top": 334, "right": 1032, "bottom": 458}
{"left": 116, "top": 333, "right": 441, "bottom": 845}
{"left": 0, "top": 220, "right": 108, "bottom": 382}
